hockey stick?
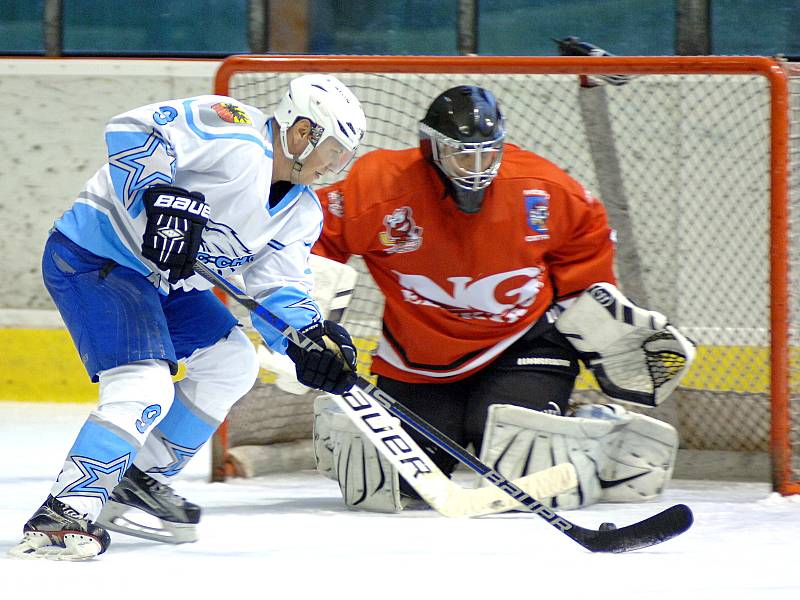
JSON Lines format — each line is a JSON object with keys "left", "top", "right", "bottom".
{"left": 252, "top": 258, "right": 577, "bottom": 516}
{"left": 195, "top": 261, "right": 693, "bottom": 552}
{"left": 215, "top": 284, "right": 575, "bottom": 517}
{"left": 324, "top": 392, "right": 577, "bottom": 517}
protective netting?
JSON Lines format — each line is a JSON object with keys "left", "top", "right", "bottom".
{"left": 789, "top": 67, "right": 800, "bottom": 486}
{"left": 214, "top": 59, "right": 798, "bottom": 491}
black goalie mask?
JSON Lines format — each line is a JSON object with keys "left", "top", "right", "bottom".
{"left": 419, "top": 86, "right": 505, "bottom": 213}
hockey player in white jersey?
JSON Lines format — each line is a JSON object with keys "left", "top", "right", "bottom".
{"left": 9, "top": 75, "right": 366, "bottom": 560}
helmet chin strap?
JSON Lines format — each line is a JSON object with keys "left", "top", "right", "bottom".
{"left": 279, "top": 126, "right": 295, "bottom": 162}
{"left": 289, "top": 159, "right": 305, "bottom": 184}
{"left": 280, "top": 125, "right": 316, "bottom": 184}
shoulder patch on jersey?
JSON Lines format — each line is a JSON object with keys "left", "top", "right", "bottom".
{"left": 379, "top": 206, "right": 423, "bottom": 254}
{"left": 211, "top": 102, "right": 253, "bottom": 125}
{"left": 326, "top": 190, "right": 344, "bottom": 218}
{"left": 523, "top": 189, "right": 550, "bottom": 242}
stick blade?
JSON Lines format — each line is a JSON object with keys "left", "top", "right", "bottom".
{"left": 573, "top": 503, "right": 693, "bottom": 553}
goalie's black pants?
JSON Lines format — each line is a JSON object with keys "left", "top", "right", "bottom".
{"left": 376, "top": 326, "right": 580, "bottom": 497}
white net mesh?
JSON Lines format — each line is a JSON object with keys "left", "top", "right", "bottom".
{"left": 788, "top": 65, "right": 800, "bottom": 484}
{"left": 213, "top": 58, "right": 799, "bottom": 491}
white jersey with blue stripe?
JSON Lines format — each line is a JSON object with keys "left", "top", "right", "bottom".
{"left": 54, "top": 95, "right": 324, "bottom": 352}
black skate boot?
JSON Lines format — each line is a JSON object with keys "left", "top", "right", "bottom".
{"left": 96, "top": 465, "right": 200, "bottom": 544}
{"left": 8, "top": 495, "right": 111, "bottom": 560}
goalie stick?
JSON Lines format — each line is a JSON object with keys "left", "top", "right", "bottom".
{"left": 194, "top": 260, "right": 693, "bottom": 552}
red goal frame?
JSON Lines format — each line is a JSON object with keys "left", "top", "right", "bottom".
{"left": 213, "top": 54, "right": 796, "bottom": 494}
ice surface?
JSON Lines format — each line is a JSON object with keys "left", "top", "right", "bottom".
{"left": 1, "top": 402, "right": 797, "bottom": 599}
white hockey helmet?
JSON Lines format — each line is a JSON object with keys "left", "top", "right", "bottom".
{"left": 274, "top": 74, "right": 366, "bottom": 175}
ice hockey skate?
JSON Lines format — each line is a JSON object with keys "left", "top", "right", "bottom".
{"left": 96, "top": 465, "right": 200, "bottom": 544}
{"left": 8, "top": 495, "right": 110, "bottom": 561}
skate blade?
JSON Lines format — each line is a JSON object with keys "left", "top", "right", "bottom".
{"left": 97, "top": 501, "right": 197, "bottom": 544}
{"left": 8, "top": 531, "right": 102, "bottom": 561}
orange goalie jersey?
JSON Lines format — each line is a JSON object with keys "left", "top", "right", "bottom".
{"left": 314, "top": 144, "right": 616, "bottom": 384}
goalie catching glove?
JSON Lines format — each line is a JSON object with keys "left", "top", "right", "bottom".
{"left": 555, "top": 282, "right": 695, "bottom": 406}
{"left": 286, "top": 320, "right": 357, "bottom": 395}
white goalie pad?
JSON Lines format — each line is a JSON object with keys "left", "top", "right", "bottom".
{"left": 313, "top": 394, "right": 404, "bottom": 513}
{"left": 555, "top": 282, "right": 696, "bottom": 406}
{"left": 315, "top": 393, "right": 580, "bottom": 517}
{"left": 259, "top": 255, "right": 358, "bottom": 395}
{"left": 479, "top": 403, "right": 678, "bottom": 510}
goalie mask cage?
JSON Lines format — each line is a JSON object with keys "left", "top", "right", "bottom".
{"left": 210, "top": 55, "right": 800, "bottom": 495}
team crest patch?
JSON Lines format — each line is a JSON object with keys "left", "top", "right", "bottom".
{"left": 379, "top": 206, "right": 423, "bottom": 254}
{"left": 524, "top": 189, "right": 550, "bottom": 241}
{"left": 211, "top": 102, "right": 252, "bottom": 125}
{"left": 326, "top": 190, "right": 344, "bottom": 218}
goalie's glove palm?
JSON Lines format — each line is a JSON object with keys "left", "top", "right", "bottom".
{"left": 556, "top": 283, "right": 695, "bottom": 406}
{"left": 287, "top": 320, "right": 357, "bottom": 395}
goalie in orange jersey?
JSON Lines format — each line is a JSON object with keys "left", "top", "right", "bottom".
{"left": 311, "top": 85, "right": 694, "bottom": 513}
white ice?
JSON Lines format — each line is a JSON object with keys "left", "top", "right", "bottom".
{"left": 1, "top": 402, "right": 798, "bottom": 600}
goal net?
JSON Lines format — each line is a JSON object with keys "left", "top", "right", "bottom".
{"left": 211, "top": 55, "right": 800, "bottom": 495}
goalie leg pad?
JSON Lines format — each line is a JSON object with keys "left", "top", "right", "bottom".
{"left": 555, "top": 282, "right": 696, "bottom": 406}
{"left": 313, "top": 395, "right": 403, "bottom": 513}
{"left": 572, "top": 404, "right": 679, "bottom": 503}
{"left": 479, "top": 403, "right": 678, "bottom": 509}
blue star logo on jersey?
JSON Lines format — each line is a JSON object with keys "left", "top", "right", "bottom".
{"left": 58, "top": 453, "right": 132, "bottom": 503}
{"left": 146, "top": 438, "right": 201, "bottom": 477}
{"left": 107, "top": 130, "right": 176, "bottom": 216}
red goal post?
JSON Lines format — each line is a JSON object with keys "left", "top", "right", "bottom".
{"left": 211, "top": 55, "right": 799, "bottom": 495}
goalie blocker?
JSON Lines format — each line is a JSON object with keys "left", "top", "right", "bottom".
{"left": 555, "top": 282, "right": 696, "bottom": 407}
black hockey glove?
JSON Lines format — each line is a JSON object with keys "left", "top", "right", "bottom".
{"left": 141, "top": 185, "right": 209, "bottom": 283}
{"left": 286, "top": 320, "right": 357, "bottom": 395}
